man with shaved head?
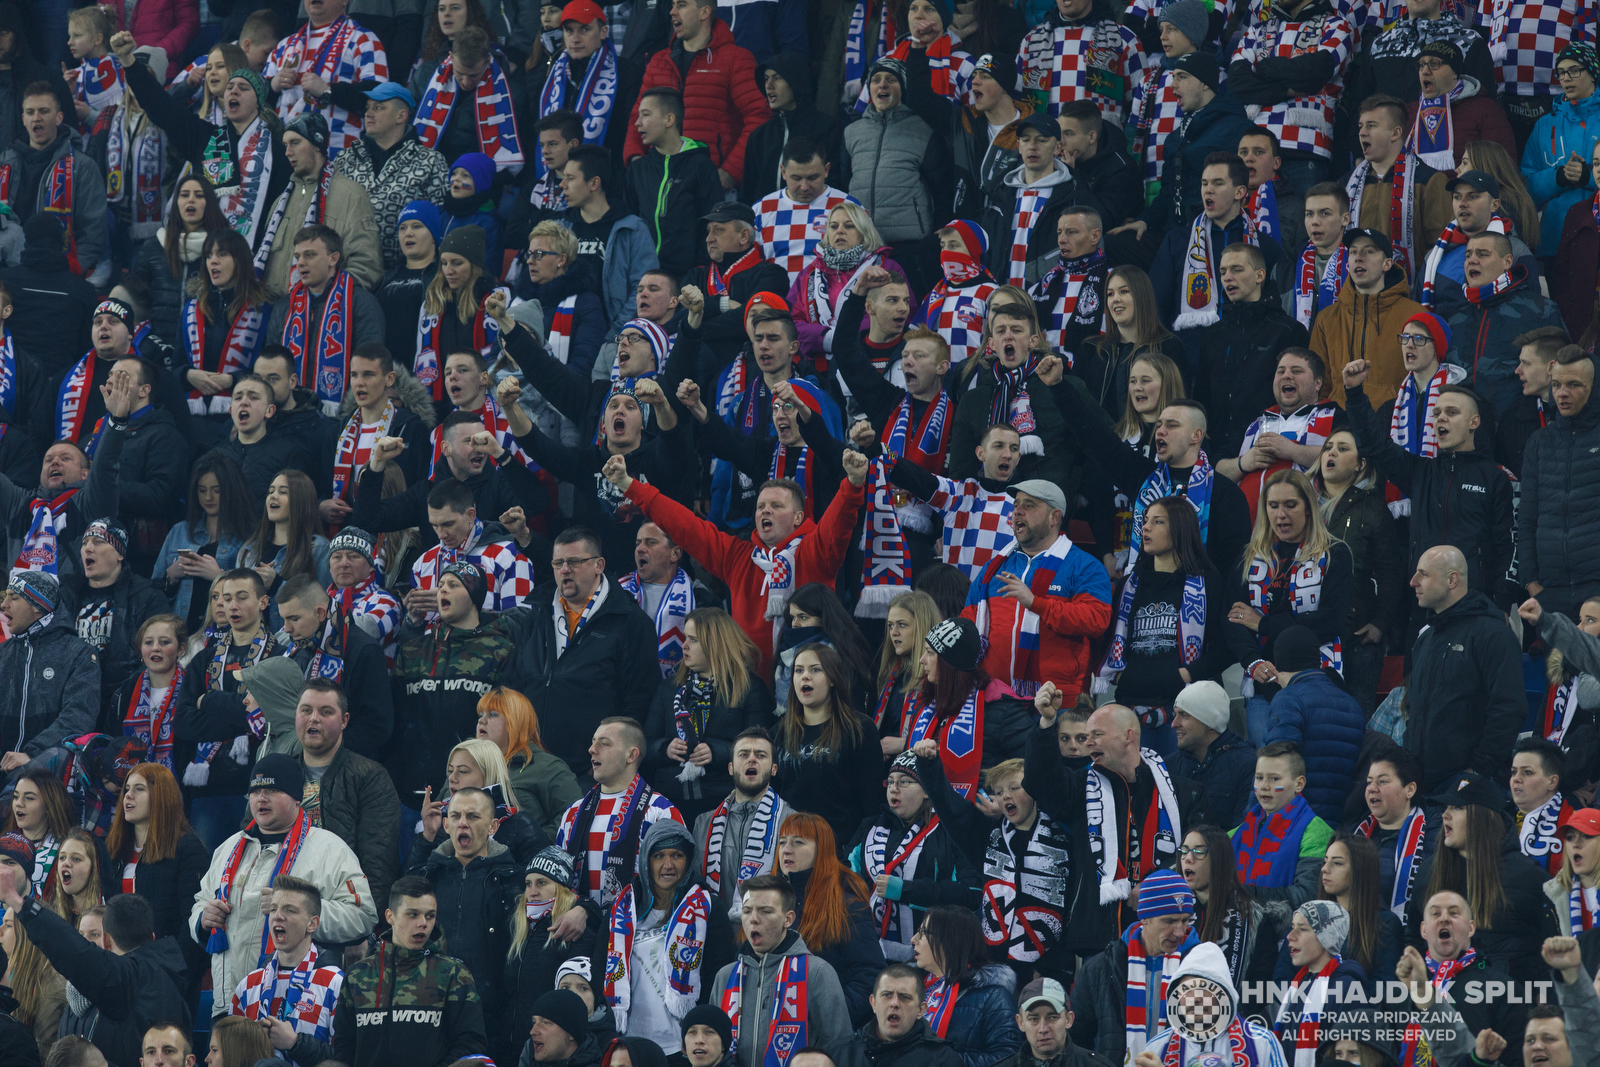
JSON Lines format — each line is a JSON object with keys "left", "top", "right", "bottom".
{"left": 1404, "top": 545, "right": 1524, "bottom": 791}
{"left": 1023, "top": 683, "right": 1201, "bottom": 970}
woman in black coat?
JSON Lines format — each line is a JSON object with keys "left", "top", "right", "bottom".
{"left": 105, "top": 762, "right": 210, "bottom": 997}
{"left": 642, "top": 607, "right": 769, "bottom": 824}
{"left": 1315, "top": 430, "right": 1407, "bottom": 713}
{"left": 499, "top": 847, "right": 604, "bottom": 1066}
{"left": 129, "top": 173, "right": 229, "bottom": 348}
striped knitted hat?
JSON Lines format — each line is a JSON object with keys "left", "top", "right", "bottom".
{"left": 1137, "top": 868, "right": 1195, "bottom": 919}
{"left": 941, "top": 219, "right": 989, "bottom": 262}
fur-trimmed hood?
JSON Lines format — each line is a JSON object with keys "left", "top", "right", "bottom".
{"left": 336, "top": 364, "right": 439, "bottom": 427}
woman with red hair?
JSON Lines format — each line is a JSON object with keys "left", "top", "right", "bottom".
{"left": 776, "top": 811, "right": 886, "bottom": 1030}
{"left": 105, "top": 762, "right": 210, "bottom": 993}
{"left": 475, "top": 687, "right": 582, "bottom": 839}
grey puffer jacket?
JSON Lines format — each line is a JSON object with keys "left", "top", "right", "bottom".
{"left": 841, "top": 104, "right": 941, "bottom": 244}
{"left": 333, "top": 131, "right": 452, "bottom": 272}
{"left": 1517, "top": 396, "right": 1600, "bottom": 593}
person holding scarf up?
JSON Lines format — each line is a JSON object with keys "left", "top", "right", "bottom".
{"left": 1067, "top": 870, "right": 1199, "bottom": 1064}
{"left": 412, "top": 26, "right": 525, "bottom": 177}
{"left": 598, "top": 819, "right": 712, "bottom": 1055}
{"left": 189, "top": 755, "right": 375, "bottom": 1024}
{"left": 1095, "top": 496, "right": 1228, "bottom": 758}
{"left": 1026, "top": 689, "right": 1198, "bottom": 970}
{"left": 1272, "top": 900, "right": 1365, "bottom": 1066}
{"left": 89, "top": 43, "right": 167, "bottom": 254}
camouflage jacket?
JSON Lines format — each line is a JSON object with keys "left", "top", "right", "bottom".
{"left": 326, "top": 936, "right": 487, "bottom": 1067}
{"left": 388, "top": 610, "right": 532, "bottom": 796}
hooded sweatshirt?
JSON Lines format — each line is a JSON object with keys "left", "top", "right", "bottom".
{"left": 741, "top": 53, "right": 840, "bottom": 204}
{"left": 1140, "top": 943, "right": 1282, "bottom": 1066}
{"left": 623, "top": 137, "right": 724, "bottom": 279}
{"left": 609, "top": 819, "right": 708, "bottom": 1051}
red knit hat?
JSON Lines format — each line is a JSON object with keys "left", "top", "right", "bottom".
{"left": 1403, "top": 310, "right": 1451, "bottom": 354}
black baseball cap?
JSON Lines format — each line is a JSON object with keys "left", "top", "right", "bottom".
{"left": 1341, "top": 227, "right": 1393, "bottom": 255}
{"left": 1429, "top": 770, "right": 1507, "bottom": 815}
{"left": 702, "top": 202, "right": 756, "bottom": 225}
{"left": 1016, "top": 112, "right": 1060, "bottom": 140}
{"left": 1445, "top": 170, "right": 1501, "bottom": 198}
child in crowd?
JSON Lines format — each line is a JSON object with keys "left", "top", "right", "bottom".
{"left": 67, "top": 4, "right": 123, "bottom": 123}
{"left": 1230, "top": 741, "right": 1333, "bottom": 909}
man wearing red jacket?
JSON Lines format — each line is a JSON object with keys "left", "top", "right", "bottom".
{"left": 602, "top": 448, "right": 868, "bottom": 679}
{"left": 623, "top": 0, "right": 771, "bottom": 190}
{"left": 963, "top": 478, "right": 1113, "bottom": 703}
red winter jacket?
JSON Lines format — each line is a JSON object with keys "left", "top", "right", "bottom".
{"left": 624, "top": 20, "right": 771, "bottom": 184}
{"left": 102, "top": 0, "right": 200, "bottom": 62}
{"left": 624, "top": 475, "right": 864, "bottom": 680}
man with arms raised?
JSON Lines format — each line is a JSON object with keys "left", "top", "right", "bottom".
{"left": 826, "top": 963, "right": 962, "bottom": 1066}
{"left": 711, "top": 873, "right": 853, "bottom": 1067}
{"left": 230, "top": 873, "right": 344, "bottom": 1062}
{"left": 692, "top": 726, "right": 794, "bottom": 978}
{"left": 1343, "top": 358, "right": 1512, "bottom": 612}
{"left": 1027, "top": 689, "right": 1200, "bottom": 975}
{"left": 606, "top": 441, "right": 869, "bottom": 680}
{"left": 190, "top": 755, "right": 376, "bottom": 1020}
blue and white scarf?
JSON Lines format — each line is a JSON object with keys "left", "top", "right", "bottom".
{"left": 1097, "top": 568, "right": 1207, "bottom": 691}
{"left": 1129, "top": 451, "right": 1214, "bottom": 574}
{"left": 618, "top": 566, "right": 694, "bottom": 678}
{"left": 536, "top": 39, "right": 619, "bottom": 178}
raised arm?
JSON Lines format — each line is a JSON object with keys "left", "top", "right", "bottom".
{"left": 1343, "top": 365, "right": 1420, "bottom": 494}
{"left": 1054, "top": 374, "right": 1158, "bottom": 493}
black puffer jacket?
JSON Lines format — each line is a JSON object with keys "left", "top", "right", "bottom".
{"left": 1323, "top": 479, "right": 1407, "bottom": 640}
{"left": 1404, "top": 590, "right": 1526, "bottom": 793}
{"left": 411, "top": 836, "right": 524, "bottom": 1016}
{"left": 642, "top": 671, "right": 770, "bottom": 820}
{"left": 510, "top": 580, "right": 668, "bottom": 775}
{"left": 1347, "top": 382, "right": 1515, "bottom": 603}
{"left": 58, "top": 566, "right": 172, "bottom": 714}
{"left": 18, "top": 897, "right": 190, "bottom": 1067}
{"left": 1517, "top": 396, "right": 1600, "bottom": 593}
{"left": 1194, "top": 299, "right": 1312, "bottom": 459}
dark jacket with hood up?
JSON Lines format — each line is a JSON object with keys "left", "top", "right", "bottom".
{"left": 1404, "top": 589, "right": 1527, "bottom": 792}
{"left": 740, "top": 53, "right": 841, "bottom": 205}
{"left": 1346, "top": 381, "right": 1515, "bottom": 603}
{"left": 1517, "top": 392, "right": 1600, "bottom": 595}
{"left": 17, "top": 895, "right": 191, "bottom": 1067}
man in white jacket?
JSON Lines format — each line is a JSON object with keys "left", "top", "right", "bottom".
{"left": 190, "top": 754, "right": 377, "bottom": 1014}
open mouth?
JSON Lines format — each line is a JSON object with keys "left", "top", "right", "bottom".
{"left": 612, "top": 415, "right": 627, "bottom": 435}
{"left": 456, "top": 830, "right": 474, "bottom": 849}
{"left": 1002, "top": 800, "right": 1018, "bottom": 818}
{"left": 759, "top": 515, "right": 775, "bottom": 536}
{"left": 271, "top": 923, "right": 287, "bottom": 942}
{"left": 798, "top": 681, "right": 815, "bottom": 699}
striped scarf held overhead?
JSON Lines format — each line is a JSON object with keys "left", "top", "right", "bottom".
{"left": 1420, "top": 216, "right": 1510, "bottom": 307}
{"left": 853, "top": 34, "right": 973, "bottom": 111}
{"left": 1124, "top": 920, "right": 1192, "bottom": 1060}
{"left": 414, "top": 53, "right": 524, "bottom": 169}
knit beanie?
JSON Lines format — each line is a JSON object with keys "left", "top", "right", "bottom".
{"left": 229, "top": 68, "right": 269, "bottom": 110}
{"left": 680, "top": 1004, "right": 735, "bottom": 1051}
{"left": 1171, "top": 50, "right": 1220, "bottom": 93}
{"left": 1274, "top": 625, "right": 1323, "bottom": 674}
{"left": 284, "top": 109, "right": 330, "bottom": 153}
{"left": 531, "top": 989, "right": 590, "bottom": 1043}
{"left": 1297, "top": 899, "right": 1350, "bottom": 956}
{"left": 442, "top": 559, "right": 488, "bottom": 606}
{"left": 1159, "top": 0, "right": 1210, "bottom": 51}
{"left": 527, "top": 846, "right": 576, "bottom": 886}
{"left": 926, "top": 616, "right": 984, "bottom": 674}
{"left": 451, "top": 151, "right": 496, "bottom": 196}
{"left": 970, "top": 52, "right": 1018, "bottom": 94}
{"left": 83, "top": 518, "right": 128, "bottom": 558}
{"left": 1137, "top": 868, "right": 1195, "bottom": 919}
{"left": 1559, "top": 42, "right": 1600, "bottom": 87}
{"left": 0, "top": 832, "right": 33, "bottom": 873}
{"left": 439, "top": 225, "right": 487, "bottom": 271}
{"left": 398, "top": 200, "right": 444, "bottom": 244}
{"left": 8, "top": 570, "right": 58, "bottom": 613}
{"left": 941, "top": 219, "right": 989, "bottom": 262}
{"left": 868, "top": 55, "right": 908, "bottom": 95}
{"left": 888, "top": 749, "right": 921, "bottom": 783}
{"left": 1173, "top": 680, "right": 1230, "bottom": 735}
{"left": 1419, "top": 38, "right": 1464, "bottom": 74}
{"left": 329, "top": 526, "right": 378, "bottom": 568}
{"left": 1404, "top": 310, "right": 1452, "bottom": 355}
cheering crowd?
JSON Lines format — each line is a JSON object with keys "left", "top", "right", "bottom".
{"left": 0, "top": 0, "right": 1598, "bottom": 1065}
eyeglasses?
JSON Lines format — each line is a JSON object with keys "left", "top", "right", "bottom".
{"left": 1397, "top": 334, "right": 1433, "bottom": 347}
{"left": 1416, "top": 59, "right": 1446, "bottom": 73}
{"left": 1176, "top": 846, "right": 1210, "bottom": 858}
{"left": 524, "top": 249, "right": 559, "bottom": 261}
{"left": 552, "top": 556, "right": 600, "bottom": 571}
{"left": 1556, "top": 66, "right": 1587, "bottom": 80}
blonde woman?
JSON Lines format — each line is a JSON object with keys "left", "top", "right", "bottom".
{"left": 476, "top": 687, "right": 582, "bottom": 839}
{"left": 415, "top": 739, "right": 548, "bottom": 865}
{"left": 790, "top": 201, "right": 904, "bottom": 365}
{"left": 1545, "top": 806, "right": 1600, "bottom": 934}
{"left": 871, "top": 591, "right": 940, "bottom": 757}
{"left": 643, "top": 607, "right": 770, "bottom": 823}
{"left": 416, "top": 224, "right": 508, "bottom": 406}
{"left": 501, "top": 847, "right": 600, "bottom": 1064}
{"left": 1224, "top": 468, "right": 1354, "bottom": 744}
{"left": 1, "top": 904, "right": 66, "bottom": 1062}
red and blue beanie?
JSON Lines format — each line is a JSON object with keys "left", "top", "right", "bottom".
{"left": 1137, "top": 868, "right": 1195, "bottom": 919}
{"left": 1403, "top": 310, "right": 1451, "bottom": 354}
{"left": 619, "top": 319, "right": 670, "bottom": 367}
{"left": 779, "top": 377, "right": 827, "bottom": 417}
{"left": 943, "top": 219, "right": 989, "bottom": 262}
